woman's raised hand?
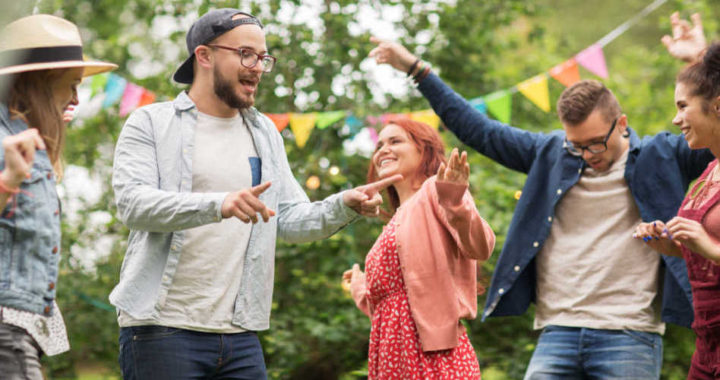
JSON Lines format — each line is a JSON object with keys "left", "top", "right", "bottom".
{"left": 662, "top": 12, "right": 707, "bottom": 63}
{"left": 369, "top": 36, "right": 418, "bottom": 73}
{"left": 437, "top": 148, "right": 469, "bottom": 186}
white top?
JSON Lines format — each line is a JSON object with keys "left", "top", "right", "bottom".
{"left": 1, "top": 303, "right": 69, "bottom": 356}
{"left": 534, "top": 149, "right": 665, "bottom": 334}
{"left": 119, "top": 111, "right": 257, "bottom": 332}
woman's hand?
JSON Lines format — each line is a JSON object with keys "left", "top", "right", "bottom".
{"left": 341, "top": 263, "right": 363, "bottom": 294}
{"left": 369, "top": 36, "right": 419, "bottom": 73}
{"left": 1, "top": 128, "right": 46, "bottom": 188}
{"left": 665, "top": 216, "right": 720, "bottom": 262}
{"left": 662, "top": 12, "right": 707, "bottom": 63}
{"left": 633, "top": 220, "right": 682, "bottom": 257}
{"left": 437, "top": 148, "right": 469, "bottom": 187}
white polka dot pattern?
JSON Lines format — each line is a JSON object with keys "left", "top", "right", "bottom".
{"left": 364, "top": 218, "right": 481, "bottom": 379}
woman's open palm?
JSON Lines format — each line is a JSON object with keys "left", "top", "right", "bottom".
{"left": 437, "top": 148, "right": 469, "bottom": 186}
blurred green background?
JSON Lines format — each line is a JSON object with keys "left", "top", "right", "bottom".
{"left": 3, "top": 0, "right": 717, "bottom": 378}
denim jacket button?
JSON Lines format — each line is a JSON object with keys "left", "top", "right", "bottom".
{"left": 52, "top": 246, "right": 58, "bottom": 254}
{"left": 43, "top": 306, "right": 50, "bottom": 314}
{"left": 514, "top": 265, "right": 520, "bottom": 272}
{"left": 54, "top": 209, "right": 59, "bottom": 216}
{"left": 48, "top": 282, "right": 55, "bottom": 291}
{"left": 46, "top": 172, "right": 52, "bottom": 180}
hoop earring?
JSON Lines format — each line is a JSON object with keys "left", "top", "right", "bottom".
{"left": 622, "top": 129, "right": 630, "bottom": 138}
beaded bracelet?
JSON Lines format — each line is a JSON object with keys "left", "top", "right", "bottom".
{"left": 413, "top": 65, "right": 431, "bottom": 84}
{"left": 406, "top": 59, "right": 421, "bottom": 77}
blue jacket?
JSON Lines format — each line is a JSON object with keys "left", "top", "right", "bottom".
{"left": 418, "top": 73, "right": 714, "bottom": 328}
{"left": 0, "top": 104, "right": 62, "bottom": 316}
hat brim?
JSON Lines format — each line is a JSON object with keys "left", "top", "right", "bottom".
{"left": 173, "top": 55, "right": 194, "bottom": 85}
{"left": 0, "top": 60, "right": 117, "bottom": 77}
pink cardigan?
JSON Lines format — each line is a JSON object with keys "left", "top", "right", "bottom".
{"left": 351, "top": 176, "right": 495, "bottom": 351}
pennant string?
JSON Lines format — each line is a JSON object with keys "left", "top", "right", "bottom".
{"left": 596, "top": 0, "right": 668, "bottom": 47}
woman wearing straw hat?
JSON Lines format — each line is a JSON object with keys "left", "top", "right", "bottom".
{"left": 0, "top": 14, "right": 115, "bottom": 379}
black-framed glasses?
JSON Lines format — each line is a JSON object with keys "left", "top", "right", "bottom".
{"left": 206, "top": 44, "right": 277, "bottom": 73}
{"left": 563, "top": 117, "right": 618, "bottom": 157}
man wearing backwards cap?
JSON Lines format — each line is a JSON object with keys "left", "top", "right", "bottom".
{"left": 110, "top": 9, "right": 398, "bottom": 379}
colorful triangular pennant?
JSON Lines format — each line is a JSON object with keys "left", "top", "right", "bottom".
{"left": 409, "top": 109, "right": 440, "bottom": 129}
{"left": 469, "top": 98, "right": 487, "bottom": 114}
{"left": 517, "top": 74, "right": 550, "bottom": 112}
{"left": 316, "top": 111, "right": 345, "bottom": 129}
{"left": 289, "top": 113, "right": 317, "bottom": 148}
{"left": 484, "top": 90, "right": 512, "bottom": 124}
{"left": 119, "top": 83, "right": 144, "bottom": 117}
{"left": 549, "top": 59, "right": 581, "bottom": 87}
{"left": 575, "top": 44, "right": 608, "bottom": 79}
{"left": 265, "top": 113, "right": 290, "bottom": 132}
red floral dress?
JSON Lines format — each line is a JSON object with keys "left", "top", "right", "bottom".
{"left": 365, "top": 218, "right": 481, "bottom": 380}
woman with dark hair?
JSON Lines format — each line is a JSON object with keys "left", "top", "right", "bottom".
{"left": 0, "top": 14, "right": 115, "bottom": 379}
{"left": 342, "top": 118, "right": 495, "bottom": 379}
{"left": 634, "top": 13, "right": 720, "bottom": 379}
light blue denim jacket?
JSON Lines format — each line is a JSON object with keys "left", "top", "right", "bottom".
{"left": 0, "top": 104, "right": 62, "bottom": 316}
{"left": 110, "top": 92, "right": 358, "bottom": 331}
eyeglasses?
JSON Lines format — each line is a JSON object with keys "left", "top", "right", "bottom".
{"left": 563, "top": 117, "right": 618, "bottom": 157}
{"left": 206, "top": 44, "right": 277, "bottom": 73}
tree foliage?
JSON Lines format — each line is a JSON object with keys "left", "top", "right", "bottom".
{"left": 9, "top": 0, "right": 717, "bottom": 378}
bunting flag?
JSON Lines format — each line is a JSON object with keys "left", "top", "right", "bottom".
{"left": 90, "top": 72, "right": 109, "bottom": 97}
{"left": 289, "top": 113, "right": 317, "bottom": 148}
{"left": 102, "top": 74, "right": 127, "bottom": 109}
{"left": 409, "top": 109, "right": 441, "bottom": 129}
{"left": 266, "top": 113, "right": 290, "bottom": 132}
{"left": 366, "top": 115, "right": 381, "bottom": 125}
{"left": 316, "top": 111, "right": 346, "bottom": 129}
{"left": 575, "top": 44, "right": 608, "bottom": 79}
{"left": 119, "top": 83, "right": 145, "bottom": 117}
{"left": 549, "top": 59, "right": 581, "bottom": 87}
{"left": 517, "top": 74, "right": 550, "bottom": 112}
{"left": 345, "top": 115, "right": 364, "bottom": 136}
{"left": 367, "top": 126, "right": 379, "bottom": 144}
{"left": 137, "top": 90, "right": 156, "bottom": 108}
{"left": 469, "top": 98, "right": 487, "bottom": 114}
{"left": 484, "top": 90, "right": 512, "bottom": 124}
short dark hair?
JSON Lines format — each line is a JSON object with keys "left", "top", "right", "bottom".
{"left": 557, "top": 80, "right": 621, "bottom": 125}
{"left": 677, "top": 42, "right": 720, "bottom": 112}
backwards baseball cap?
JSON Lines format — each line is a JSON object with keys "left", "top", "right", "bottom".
{"left": 173, "top": 8, "right": 263, "bottom": 84}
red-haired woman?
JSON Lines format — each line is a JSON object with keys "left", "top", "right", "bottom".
{"left": 342, "top": 118, "right": 495, "bottom": 379}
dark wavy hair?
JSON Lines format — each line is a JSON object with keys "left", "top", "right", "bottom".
{"left": 677, "top": 42, "right": 720, "bottom": 113}
{"left": 366, "top": 117, "right": 446, "bottom": 211}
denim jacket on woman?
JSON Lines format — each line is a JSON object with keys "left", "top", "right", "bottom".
{"left": 110, "top": 92, "right": 358, "bottom": 332}
{"left": 0, "top": 104, "right": 62, "bottom": 317}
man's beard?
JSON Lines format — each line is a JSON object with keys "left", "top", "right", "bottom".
{"left": 213, "top": 66, "right": 254, "bottom": 110}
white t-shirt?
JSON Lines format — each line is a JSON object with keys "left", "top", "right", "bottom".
{"left": 119, "top": 111, "right": 258, "bottom": 332}
{"left": 534, "top": 149, "right": 665, "bottom": 334}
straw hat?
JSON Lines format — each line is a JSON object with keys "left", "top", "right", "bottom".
{"left": 0, "top": 14, "right": 117, "bottom": 77}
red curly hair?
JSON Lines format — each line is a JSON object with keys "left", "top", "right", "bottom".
{"left": 366, "top": 117, "right": 446, "bottom": 211}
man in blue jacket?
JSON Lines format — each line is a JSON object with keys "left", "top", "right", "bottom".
{"left": 369, "top": 36, "right": 713, "bottom": 378}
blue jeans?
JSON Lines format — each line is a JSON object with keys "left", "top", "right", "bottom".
{"left": 524, "top": 325, "right": 662, "bottom": 380}
{"left": 119, "top": 326, "right": 267, "bottom": 380}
